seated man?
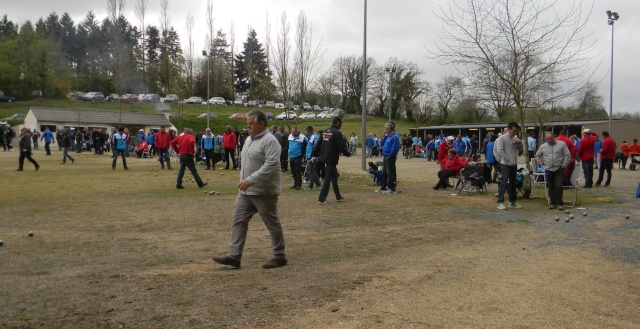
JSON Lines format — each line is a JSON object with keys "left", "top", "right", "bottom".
{"left": 433, "top": 149, "right": 465, "bottom": 190}
{"left": 136, "top": 139, "right": 148, "bottom": 158}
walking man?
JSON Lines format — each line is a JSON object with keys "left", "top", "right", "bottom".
{"left": 595, "top": 131, "right": 616, "bottom": 187}
{"left": 304, "top": 126, "right": 321, "bottom": 191}
{"left": 41, "top": 127, "right": 54, "bottom": 155}
{"left": 376, "top": 122, "right": 400, "bottom": 194}
{"left": 60, "top": 128, "right": 75, "bottom": 165}
{"left": 17, "top": 127, "right": 40, "bottom": 171}
{"left": 535, "top": 132, "right": 571, "bottom": 210}
{"left": 313, "top": 116, "right": 351, "bottom": 204}
{"left": 495, "top": 122, "right": 522, "bottom": 210}
{"left": 212, "top": 110, "right": 287, "bottom": 269}
{"left": 154, "top": 126, "right": 173, "bottom": 170}
{"left": 171, "top": 128, "right": 207, "bottom": 189}
{"left": 111, "top": 127, "right": 128, "bottom": 170}
{"left": 222, "top": 125, "right": 238, "bottom": 169}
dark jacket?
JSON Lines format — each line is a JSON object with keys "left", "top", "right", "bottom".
{"left": 19, "top": 132, "right": 32, "bottom": 151}
{"left": 313, "top": 125, "right": 350, "bottom": 164}
{"left": 61, "top": 134, "right": 72, "bottom": 148}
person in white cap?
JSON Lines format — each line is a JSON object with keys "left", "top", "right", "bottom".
{"left": 577, "top": 128, "right": 597, "bottom": 188}
{"left": 437, "top": 136, "right": 455, "bottom": 169}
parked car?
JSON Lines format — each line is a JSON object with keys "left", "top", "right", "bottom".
{"left": 275, "top": 111, "right": 298, "bottom": 120}
{"left": 225, "top": 100, "right": 233, "bottom": 105}
{"left": 292, "top": 105, "right": 300, "bottom": 111}
{"left": 186, "top": 96, "right": 203, "bottom": 104}
{"left": 168, "top": 113, "right": 183, "bottom": 119}
{"left": 274, "top": 103, "right": 285, "bottom": 109}
{"left": 233, "top": 99, "right": 243, "bottom": 106}
{"left": 331, "top": 108, "right": 345, "bottom": 119}
{"left": 197, "top": 113, "right": 218, "bottom": 119}
{"left": 164, "top": 94, "right": 179, "bottom": 102}
{"left": 142, "top": 94, "right": 160, "bottom": 102}
{"left": 138, "top": 94, "right": 146, "bottom": 101}
{"left": 105, "top": 94, "right": 120, "bottom": 101}
{"left": 313, "top": 105, "right": 322, "bottom": 111}
{"left": 0, "top": 94, "right": 15, "bottom": 103}
{"left": 266, "top": 101, "right": 275, "bottom": 108}
{"left": 120, "top": 94, "right": 139, "bottom": 102}
{"left": 229, "top": 113, "right": 246, "bottom": 120}
{"left": 1, "top": 113, "right": 25, "bottom": 121}
{"left": 81, "top": 92, "right": 105, "bottom": 101}
{"left": 299, "top": 112, "right": 316, "bottom": 120}
{"left": 302, "top": 102, "right": 312, "bottom": 110}
{"left": 208, "top": 97, "right": 226, "bottom": 105}
{"left": 265, "top": 112, "right": 274, "bottom": 120}
{"left": 317, "top": 110, "right": 332, "bottom": 119}
{"left": 246, "top": 100, "right": 258, "bottom": 107}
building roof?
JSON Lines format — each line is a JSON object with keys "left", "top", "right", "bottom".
{"left": 29, "top": 107, "right": 172, "bottom": 126}
{"left": 414, "top": 119, "right": 628, "bottom": 130}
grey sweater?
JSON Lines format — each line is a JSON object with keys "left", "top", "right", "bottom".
{"left": 535, "top": 140, "right": 571, "bottom": 172}
{"left": 240, "top": 129, "right": 282, "bottom": 196}
{"left": 495, "top": 133, "right": 520, "bottom": 166}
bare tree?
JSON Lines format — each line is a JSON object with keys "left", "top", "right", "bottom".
{"left": 434, "top": 0, "right": 597, "bottom": 161}
{"left": 135, "top": 0, "right": 148, "bottom": 82}
{"left": 159, "top": 0, "right": 170, "bottom": 34}
{"left": 434, "top": 75, "right": 465, "bottom": 124}
{"left": 229, "top": 21, "right": 236, "bottom": 99}
{"left": 294, "top": 11, "right": 324, "bottom": 106}
{"left": 184, "top": 12, "right": 195, "bottom": 97}
{"left": 271, "top": 11, "right": 292, "bottom": 103}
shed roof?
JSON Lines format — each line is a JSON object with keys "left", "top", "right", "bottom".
{"left": 29, "top": 107, "right": 172, "bottom": 126}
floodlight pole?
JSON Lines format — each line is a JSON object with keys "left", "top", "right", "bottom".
{"left": 361, "top": 0, "right": 367, "bottom": 171}
{"left": 203, "top": 50, "right": 211, "bottom": 128}
{"left": 607, "top": 10, "right": 619, "bottom": 134}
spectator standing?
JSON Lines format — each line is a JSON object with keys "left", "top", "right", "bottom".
{"left": 40, "top": 127, "right": 54, "bottom": 155}
{"left": 137, "top": 129, "right": 146, "bottom": 146}
{"left": 425, "top": 138, "right": 436, "bottom": 161}
{"left": 222, "top": 125, "right": 238, "bottom": 169}
{"left": 556, "top": 129, "right": 577, "bottom": 181}
{"left": 433, "top": 149, "right": 465, "bottom": 190}
{"left": 485, "top": 134, "right": 499, "bottom": 183}
{"left": 536, "top": 132, "right": 571, "bottom": 210}
{"left": 56, "top": 129, "right": 62, "bottom": 150}
{"left": 146, "top": 130, "right": 156, "bottom": 156}
{"left": 595, "top": 131, "right": 616, "bottom": 187}
{"left": 304, "top": 126, "right": 321, "bottom": 191}
{"left": 111, "top": 128, "right": 128, "bottom": 171}
{"left": 619, "top": 141, "right": 630, "bottom": 169}
{"left": 453, "top": 135, "right": 467, "bottom": 157}
{"left": 287, "top": 127, "right": 307, "bottom": 190}
{"left": 365, "top": 133, "right": 374, "bottom": 157}
{"left": 593, "top": 137, "right": 602, "bottom": 169}
{"left": 527, "top": 132, "right": 537, "bottom": 160}
{"left": 31, "top": 129, "right": 40, "bottom": 150}
{"left": 17, "top": 127, "right": 40, "bottom": 171}
{"left": 278, "top": 125, "right": 289, "bottom": 171}
{"left": 201, "top": 128, "right": 216, "bottom": 170}
{"left": 5, "top": 125, "right": 16, "bottom": 151}
{"left": 577, "top": 129, "right": 597, "bottom": 188}
{"left": 495, "top": 122, "right": 522, "bottom": 210}
{"left": 0, "top": 126, "right": 6, "bottom": 151}
{"left": 171, "top": 128, "right": 207, "bottom": 189}
{"left": 313, "top": 116, "right": 350, "bottom": 204}
{"left": 60, "top": 128, "right": 75, "bottom": 165}
{"left": 349, "top": 133, "right": 358, "bottom": 155}
{"left": 75, "top": 129, "right": 84, "bottom": 153}
{"left": 377, "top": 123, "right": 400, "bottom": 194}
{"left": 212, "top": 110, "right": 287, "bottom": 269}
{"left": 469, "top": 135, "right": 478, "bottom": 160}
{"left": 123, "top": 128, "right": 131, "bottom": 157}
{"left": 438, "top": 136, "right": 455, "bottom": 167}
{"left": 154, "top": 126, "right": 173, "bottom": 170}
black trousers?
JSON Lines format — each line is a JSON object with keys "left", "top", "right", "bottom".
{"left": 19, "top": 151, "right": 39, "bottom": 169}
{"left": 383, "top": 155, "right": 397, "bottom": 191}
{"left": 224, "top": 148, "right": 237, "bottom": 169}
{"left": 545, "top": 168, "right": 564, "bottom": 206}
{"left": 157, "top": 148, "right": 171, "bottom": 169}
{"left": 290, "top": 156, "right": 303, "bottom": 187}
{"left": 177, "top": 155, "right": 204, "bottom": 187}
{"left": 436, "top": 170, "right": 457, "bottom": 188}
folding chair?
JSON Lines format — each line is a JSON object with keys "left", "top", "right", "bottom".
{"left": 629, "top": 155, "right": 640, "bottom": 171}
{"left": 142, "top": 144, "right": 151, "bottom": 158}
{"left": 456, "top": 162, "right": 488, "bottom": 195}
{"left": 558, "top": 166, "right": 580, "bottom": 207}
{"left": 529, "top": 158, "right": 547, "bottom": 198}
{"left": 448, "top": 158, "right": 470, "bottom": 190}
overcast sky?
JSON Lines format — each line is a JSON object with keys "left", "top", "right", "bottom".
{"left": 3, "top": 0, "right": 639, "bottom": 114}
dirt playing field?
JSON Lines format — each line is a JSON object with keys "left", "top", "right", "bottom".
{"left": 1, "top": 148, "right": 639, "bottom": 328}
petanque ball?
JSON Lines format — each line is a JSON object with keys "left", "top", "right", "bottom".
{"left": 565, "top": 218, "right": 570, "bottom": 223}
{"left": 569, "top": 215, "right": 574, "bottom": 219}
{"left": 209, "top": 192, "right": 214, "bottom": 195}
{"left": 565, "top": 210, "right": 570, "bottom": 214}
{"left": 555, "top": 217, "right": 560, "bottom": 221}
{"left": 625, "top": 215, "right": 630, "bottom": 219}
{"left": 583, "top": 212, "right": 587, "bottom": 216}
{"left": 154, "top": 174, "right": 157, "bottom": 177}
{"left": 216, "top": 192, "right": 220, "bottom": 195}
{"left": 28, "top": 231, "right": 34, "bottom": 237}
{"left": 0, "top": 240, "right": 4, "bottom": 246}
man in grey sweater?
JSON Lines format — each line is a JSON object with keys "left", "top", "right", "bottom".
{"left": 536, "top": 132, "right": 571, "bottom": 210}
{"left": 495, "top": 122, "right": 522, "bottom": 210}
{"left": 213, "top": 110, "right": 287, "bottom": 269}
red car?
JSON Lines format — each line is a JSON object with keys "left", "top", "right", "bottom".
{"left": 229, "top": 113, "right": 246, "bottom": 120}
{"left": 120, "top": 94, "right": 139, "bottom": 102}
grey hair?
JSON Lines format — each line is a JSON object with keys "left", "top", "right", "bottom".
{"left": 384, "top": 122, "right": 395, "bottom": 130}
{"left": 246, "top": 110, "right": 268, "bottom": 125}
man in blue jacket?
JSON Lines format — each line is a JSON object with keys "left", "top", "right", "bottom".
{"left": 377, "top": 122, "right": 400, "bottom": 194}
{"left": 40, "top": 127, "right": 54, "bottom": 156}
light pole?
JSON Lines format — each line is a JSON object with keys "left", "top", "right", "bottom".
{"left": 606, "top": 10, "right": 619, "bottom": 134}
{"left": 202, "top": 50, "right": 211, "bottom": 128}
{"left": 385, "top": 66, "right": 396, "bottom": 123}
{"left": 361, "top": 0, "right": 367, "bottom": 171}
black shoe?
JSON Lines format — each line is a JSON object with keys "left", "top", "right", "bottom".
{"left": 262, "top": 258, "right": 287, "bottom": 269}
{"left": 176, "top": 185, "right": 185, "bottom": 189}
{"left": 212, "top": 256, "right": 240, "bottom": 268}
{"left": 433, "top": 186, "right": 439, "bottom": 190}
{"left": 198, "top": 182, "right": 208, "bottom": 188}
{"left": 290, "top": 185, "right": 297, "bottom": 189}
{"left": 595, "top": 182, "right": 601, "bottom": 187}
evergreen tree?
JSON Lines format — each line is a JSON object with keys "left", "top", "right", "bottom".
{"left": 234, "top": 29, "right": 274, "bottom": 100}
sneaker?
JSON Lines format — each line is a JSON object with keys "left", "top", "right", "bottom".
{"left": 497, "top": 203, "right": 506, "bottom": 210}
{"left": 508, "top": 202, "right": 522, "bottom": 209}
{"left": 382, "top": 190, "right": 396, "bottom": 194}
{"left": 594, "top": 182, "right": 601, "bottom": 187}
{"left": 548, "top": 204, "right": 556, "bottom": 209}
{"left": 557, "top": 205, "right": 564, "bottom": 210}
{"left": 318, "top": 200, "right": 328, "bottom": 205}
{"left": 212, "top": 256, "right": 240, "bottom": 268}
{"left": 262, "top": 258, "right": 287, "bottom": 269}
{"left": 337, "top": 197, "right": 345, "bottom": 202}
{"left": 374, "top": 188, "right": 388, "bottom": 193}
{"left": 176, "top": 185, "right": 185, "bottom": 189}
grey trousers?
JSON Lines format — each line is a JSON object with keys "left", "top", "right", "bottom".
{"left": 228, "top": 194, "right": 286, "bottom": 261}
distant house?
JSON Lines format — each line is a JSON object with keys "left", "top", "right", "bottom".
{"left": 23, "top": 107, "right": 175, "bottom": 136}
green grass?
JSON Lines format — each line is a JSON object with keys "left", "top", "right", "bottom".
{"left": 0, "top": 98, "right": 418, "bottom": 138}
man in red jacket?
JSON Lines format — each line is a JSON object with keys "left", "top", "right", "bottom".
{"left": 170, "top": 128, "right": 207, "bottom": 189}
{"left": 433, "top": 149, "right": 465, "bottom": 190}
{"left": 595, "top": 131, "right": 617, "bottom": 187}
{"left": 577, "top": 128, "right": 597, "bottom": 188}
{"left": 154, "top": 126, "right": 173, "bottom": 170}
{"left": 438, "top": 136, "right": 454, "bottom": 168}
{"left": 222, "top": 125, "right": 238, "bottom": 170}
{"left": 556, "top": 129, "right": 576, "bottom": 182}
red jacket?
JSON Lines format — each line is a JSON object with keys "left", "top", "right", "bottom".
{"left": 556, "top": 134, "right": 576, "bottom": 160}
{"left": 443, "top": 155, "right": 465, "bottom": 172}
{"left": 620, "top": 143, "right": 630, "bottom": 157}
{"left": 599, "top": 136, "right": 616, "bottom": 160}
{"left": 577, "top": 134, "right": 596, "bottom": 161}
{"left": 222, "top": 131, "right": 237, "bottom": 149}
{"left": 629, "top": 142, "right": 640, "bottom": 155}
{"left": 154, "top": 131, "right": 172, "bottom": 149}
{"left": 170, "top": 134, "right": 196, "bottom": 156}
{"left": 438, "top": 141, "right": 452, "bottom": 165}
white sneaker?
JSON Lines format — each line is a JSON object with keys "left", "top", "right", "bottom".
{"left": 375, "top": 188, "right": 387, "bottom": 193}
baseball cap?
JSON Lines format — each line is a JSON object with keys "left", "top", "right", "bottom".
{"left": 447, "top": 136, "right": 455, "bottom": 141}
{"left": 582, "top": 128, "right": 590, "bottom": 134}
